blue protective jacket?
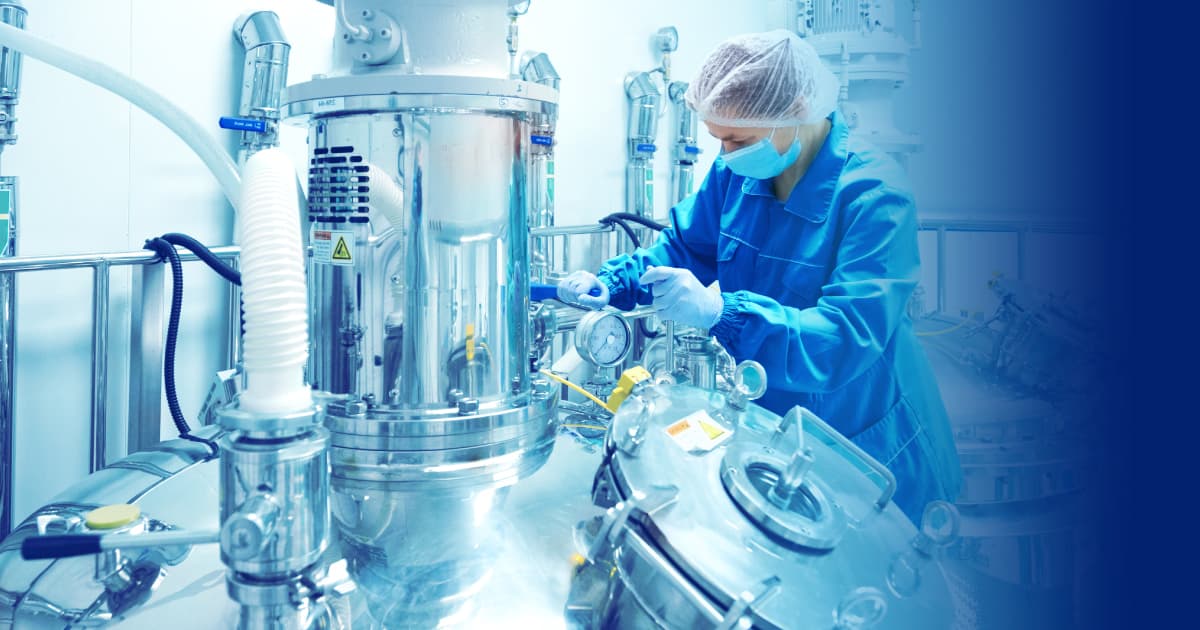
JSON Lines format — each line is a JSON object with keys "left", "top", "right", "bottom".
{"left": 598, "top": 112, "right": 962, "bottom": 520}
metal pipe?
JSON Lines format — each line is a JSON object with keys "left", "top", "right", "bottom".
{"left": 531, "top": 223, "right": 614, "bottom": 238}
{"left": 667, "top": 80, "right": 698, "bottom": 205}
{"left": 90, "top": 263, "right": 109, "bottom": 472}
{"left": 127, "top": 263, "right": 164, "bottom": 455}
{"left": 0, "top": 245, "right": 239, "bottom": 273}
{"left": 232, "top": 11, "right": 290, "bottom": 164}
{"left": 0, "top": 176, "right": 14, "bottom": 537}
{"left": 522, "top": 52, "right": 559, "bottom": 282}
{"left": 0, "top": 0, "right": 25, "bottom": 540}
{"left": 624, "top": 71, "right": 660, "bottom": 251}
{"left": 0, "top": 1, "right": 26, "bottom": 157}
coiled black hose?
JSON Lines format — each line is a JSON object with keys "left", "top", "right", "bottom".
{"left": 600, "top": 212, "right": 668, "bottom": 233}
{"left": 599, "top": 215, "right": 641, "bottom": 249}
{"left": 161, "top": 232, "right": 241, "bottom": 285}
{"left": 143, "top": 237, "right": 219, "bottom": 458}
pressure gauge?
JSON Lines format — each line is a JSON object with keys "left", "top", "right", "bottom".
{"left": 575, "top": 310, "right": 633, "bottom": 367}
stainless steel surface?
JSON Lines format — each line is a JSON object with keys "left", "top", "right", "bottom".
{"left": 668, "top": 80, "right": 697, "bottom": 204}
{"left": 233, "top": 10, "right": 290, "bottom": 162}
{"left": 303, "top": 110, "right": 537, "bottom": 406}
{"left": 127, "top": 262, "right": 165, "bottom": 454}
{"left": 290, "top": 61, "right": 562, "bottom": 625}
{"left": 0, "top": 175, "right": 16, "bottom": 538}
{"left": 0, "top": 426, "right": 612, "bottom": 629}
{"left": 0, "top": 428, "right": 223, "bottom": 627}
{"left": 332, "top": 1, "right": 509, "bottom": 76}
{"left": 0, "top": 1, "right": 25, "bottom": 150}
{"left": 624, "top": 71, "right": 660, "bottom": 251}
{"left": 90, "top": 263, "right": 110, "bottom": 473}
{"left": 585, "top": 384, "right": 953, "bottom": 629}
{"left": 0, "top": 245, "right": 240, "bottom": 273}
{"left": 218, "top": 414, "right": 328, "bottom": 577}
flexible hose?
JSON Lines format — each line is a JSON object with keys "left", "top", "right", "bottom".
{"left": 600, "top": 216, "right": 641, "bottom": 249}
{"left": 142, "top": 238, "right": 218, "bottom": 457}
{"left": 161, "top": 233, "right": 241, "bottom": 285}
{"left": 539, "top": 369, "right": 613, "bottom": 414}
{"left": 0, "top": 21, "right": 241, "bottom": 205}
{"left": 600, "top": 212, "right": 668, "bottom": 232}
{"left": 237, "top": 148, "right": 311, "bottom": 415}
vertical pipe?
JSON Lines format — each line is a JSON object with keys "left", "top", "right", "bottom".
{"left": 127, "top": 263, "right": 164, "bottom": 454}
{"left": 90, "top": 263, "right": 109, "bottom": 472}
{"left": 233, "top": 11, "right": 290, "bottom": 164}
{"left": 624, "top": 72, "right": 660, "bottom": 253}
{"left": 0, "top": 175, "right": 16, "bottom": 537}
{"left": 0, "top": 0, "right": 25, "bottom": 539}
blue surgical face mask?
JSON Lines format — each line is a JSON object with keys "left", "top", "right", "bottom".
{"left": 721, "top": 127, "right": 801, "bottom": 180}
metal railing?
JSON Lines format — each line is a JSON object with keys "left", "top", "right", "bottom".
{"left": 917, "top": 218, "right": 1097, "bottom": 315}
{"left": 0, "top": 245, "right": 239, "bottom": 536}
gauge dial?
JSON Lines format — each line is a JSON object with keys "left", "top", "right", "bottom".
{"left": 575, "top": 310, "right": 633, "bottom": 367}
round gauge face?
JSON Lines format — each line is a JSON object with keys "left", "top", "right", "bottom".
{"left": 577, "top": 311, "right": 632, "bottom": 367}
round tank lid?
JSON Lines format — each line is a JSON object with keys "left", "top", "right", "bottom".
{"left": 85, "top": 504, "right": 141, "bottom": 530}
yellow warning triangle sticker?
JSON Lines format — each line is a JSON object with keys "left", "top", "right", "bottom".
{"left": 332, "top": 237, "right": 352, "bottom": 261}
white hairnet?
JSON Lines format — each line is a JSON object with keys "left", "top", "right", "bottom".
{"left": 685, "top": 30, "right": 840, "bottom": 128}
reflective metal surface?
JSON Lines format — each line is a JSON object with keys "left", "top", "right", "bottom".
{"left": 0, "top": 425, "right": 615, "bottom": 629}
{"left": 0, "top": 176, "right": 15, "bottom": 537}
{"left": 0, "top": 1, "right": 25, "bottom": 149}
{"left": 233, "top": 10, "right": 290, "bottom": 162}
{"left": 578, "top": 384, "right": 955, "bottom": 629}
{"left": 290, "top": 70, "right": 560, "bottom": 626}
{"left": 304, "top": 108, "right": 540, "bottom": 406}
{"left": 0, "top": 429, "right": 228, "bottom": 627}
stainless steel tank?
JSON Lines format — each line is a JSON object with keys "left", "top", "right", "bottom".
{"left": 915, "top": 278, "right": 1101, "bottom": 629}
{"left": 283, "top": 2, "right": 560, "bottom": 623}
{"left": 571, "top": 382, "right": 958, "bottom": 629}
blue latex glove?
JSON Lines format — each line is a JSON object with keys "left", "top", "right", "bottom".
{"left": 557, "top": 270, "right": 610, "bottom": 309}
{"left": 639, "top": 266, "right": 723, "bottom": 329}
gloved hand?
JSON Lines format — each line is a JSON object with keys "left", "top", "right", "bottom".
{"left": 639, "top": 266, "right": 723, "bottom": 330}
{"left": 557, "top": 270, "right": 610, "bottom": 309}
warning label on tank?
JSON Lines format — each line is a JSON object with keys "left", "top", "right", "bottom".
{"left": 312, "top": 228, "right": 355, "bottom": 266}
{"left": 664, "top": 410, "right": 732, "bottom": 453}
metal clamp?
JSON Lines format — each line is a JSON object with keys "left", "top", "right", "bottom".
{"left": 585, "top": 485, "right": 679, "bottom": 562}
{"left": 781, "top": 407, "right": 897, "bottom": 511}
{"left": 714, "top": 575, "right": 782, "bottom": 630}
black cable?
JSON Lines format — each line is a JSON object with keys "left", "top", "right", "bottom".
{"left": 143, "top": 238, "right": 219, "bottom": 458}
{"left": 599, "top": 212, "right": 668, "bottom": 232}
{"left": 599, "top": 216, "right": 641, "bottom": 249}
{"left": 161, "top": 232, "right": 241, "bottom": 285}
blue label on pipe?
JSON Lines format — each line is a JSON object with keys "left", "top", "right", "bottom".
{"left": 531, "top": 134, "right": 553, "bottom": 146}
{"left": 636, "top": 143, "right": 657, "bottom": 153}
{"left": 219, "top": 116, "right": 267, "bottom": 133}
{"left": 684, "top": 146, "right": 700, "bottom": 154}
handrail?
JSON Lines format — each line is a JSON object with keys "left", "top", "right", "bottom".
{"left": 0, "top": 246, "right": 239, "bottom": 273}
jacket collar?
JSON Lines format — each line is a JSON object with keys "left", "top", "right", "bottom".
{"left": 737, "top": 111, "right": 848, "bottom": 223}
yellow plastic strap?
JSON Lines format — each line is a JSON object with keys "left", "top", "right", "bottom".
{"left": 85, "top": 504, "right": 141, "bottom": 530}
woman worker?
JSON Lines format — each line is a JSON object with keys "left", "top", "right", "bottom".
{"left": 558, "top": 30, "right": 962, "bottom": 521}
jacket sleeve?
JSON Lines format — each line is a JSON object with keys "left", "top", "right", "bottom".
{"left": 710, "top": 186, "right": 919, "bottom": 393}
{"left": 597, "top": 162, "right": 727, "bottom": 311}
